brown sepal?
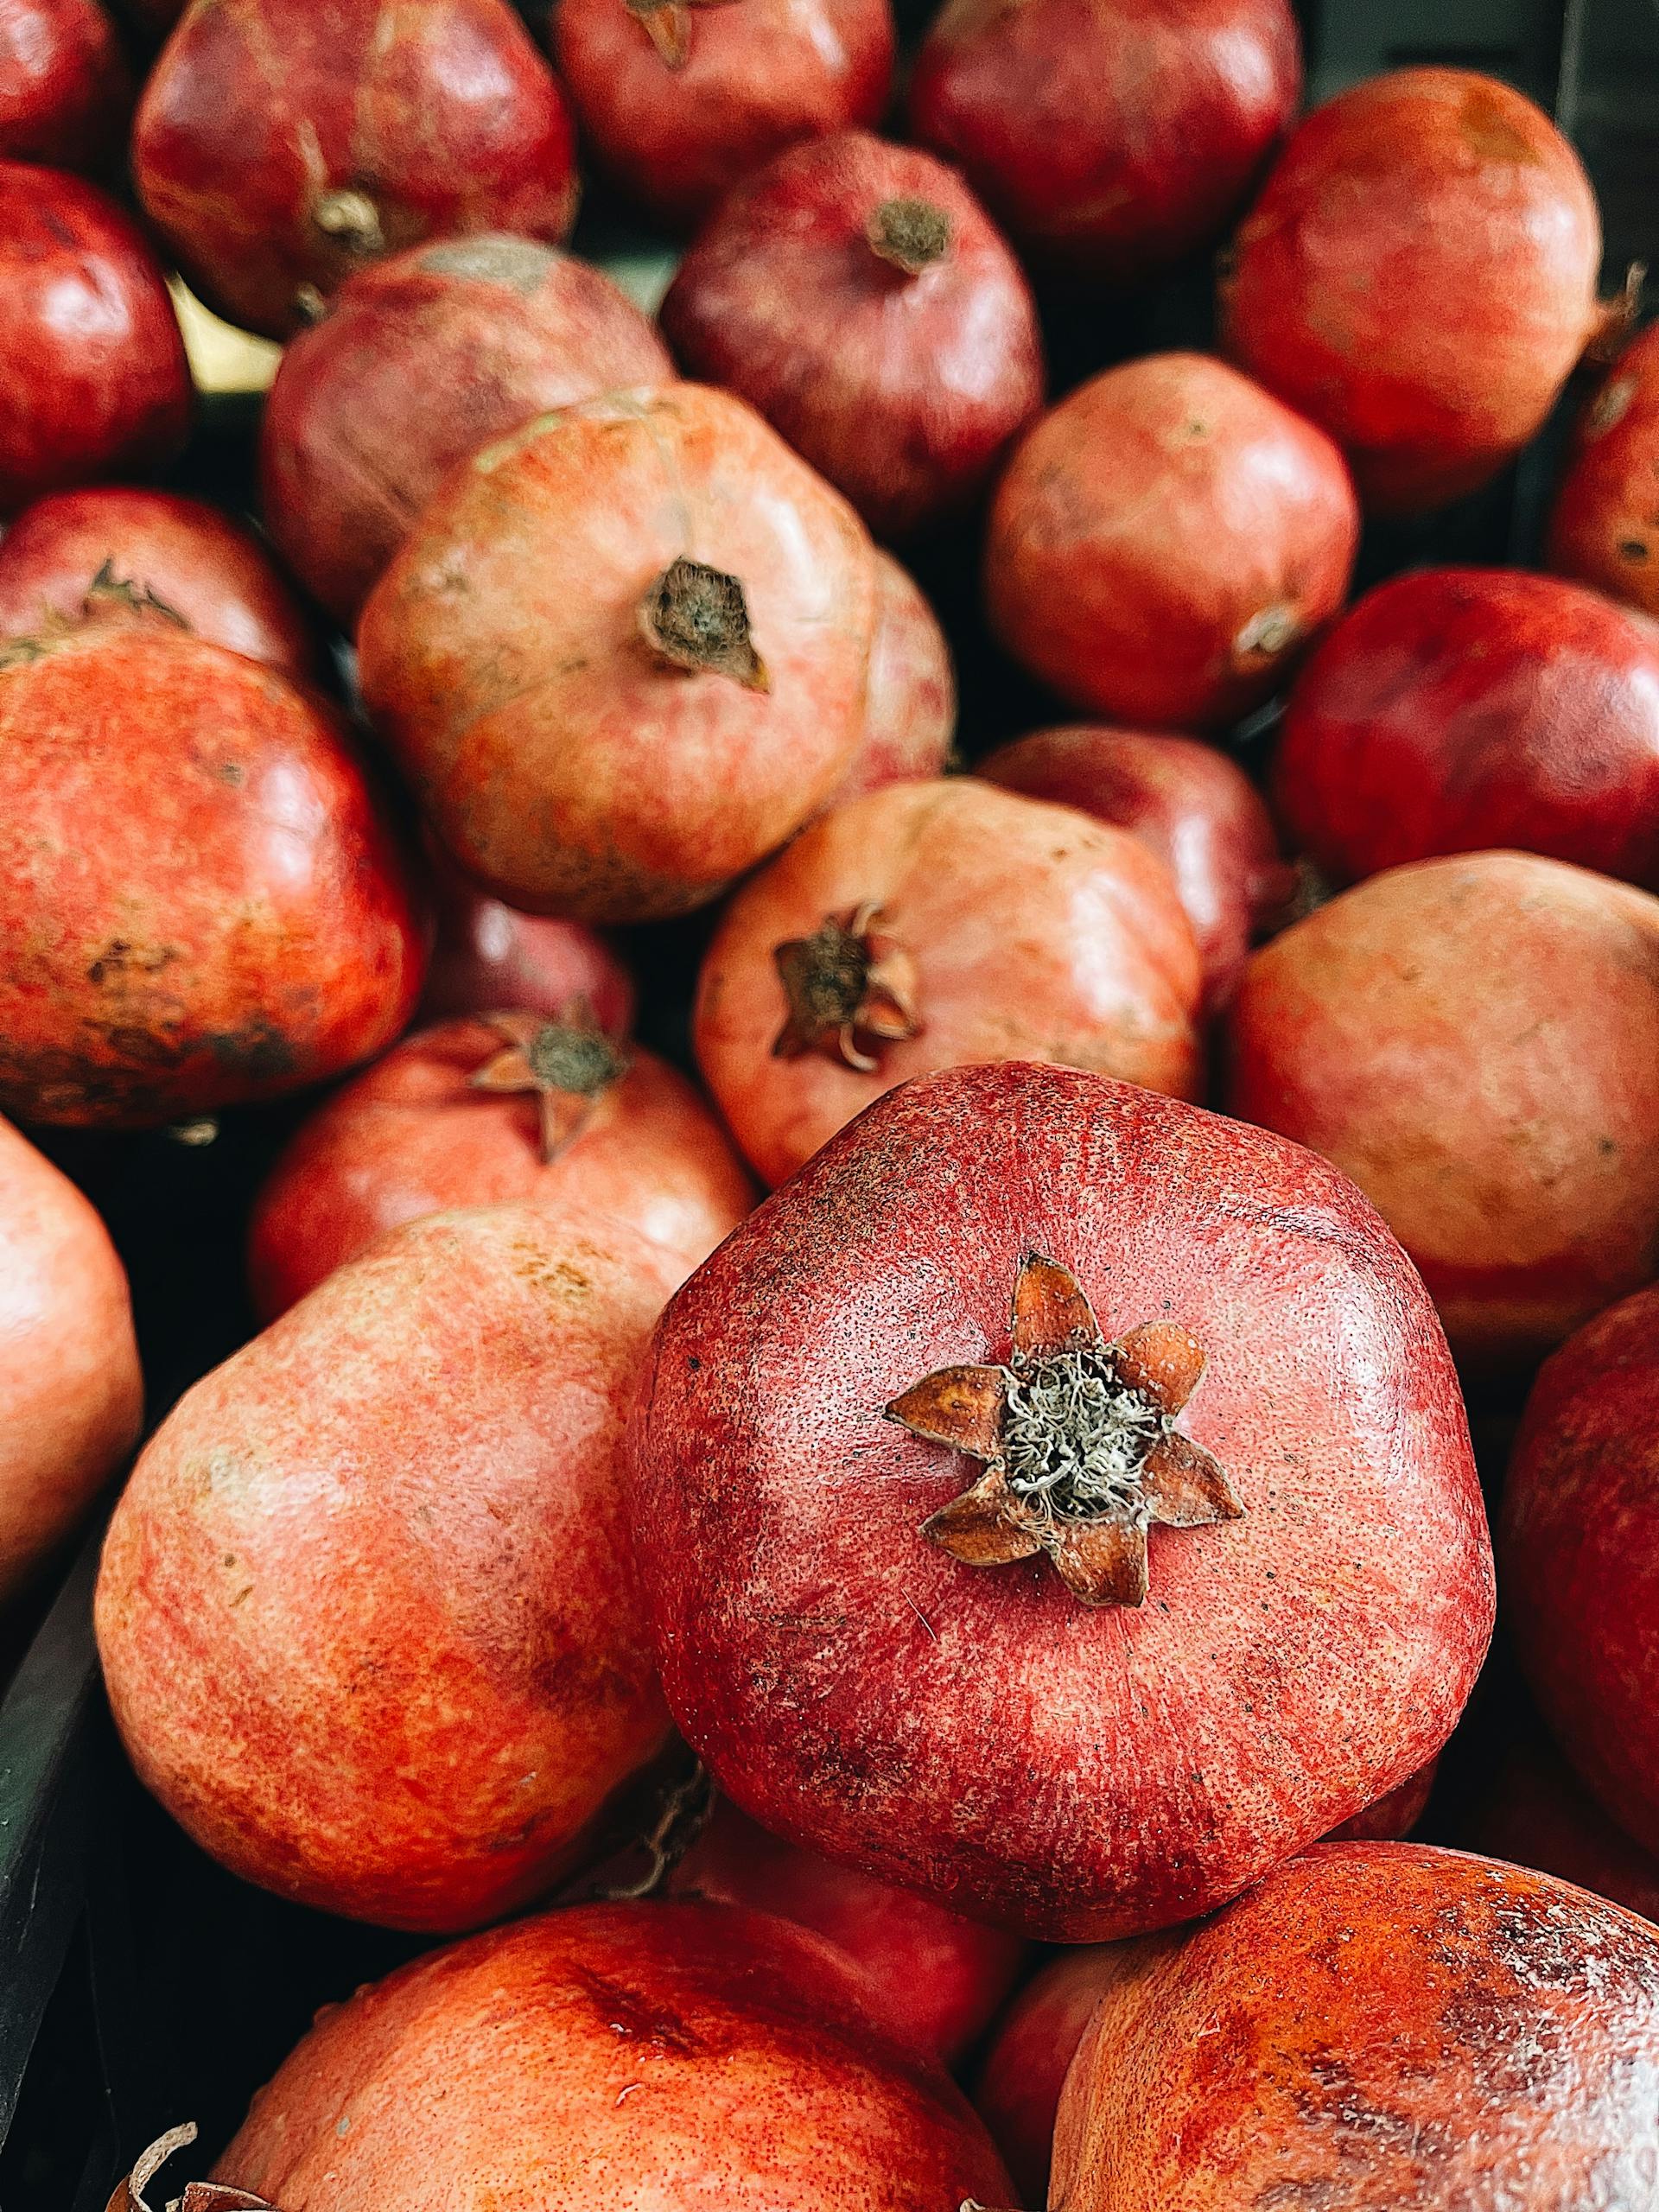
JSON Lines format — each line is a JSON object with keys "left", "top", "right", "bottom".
{"left": 1011, "top": 1253, "right": 1102, "bottom": 1358}
{"left": 772, "top": 901, "right": 920, "bottom": 1072}
{"left": 921, "top": 1467, "right": 1042, "bottom": 1565}
{"left": 467, "top": 1005, "right": 627, "bottom": 1165}
{"left": 1049, "top": 1517, "right": 1149, "bottom": 1607}
{"left": 107, "top": 2126, "right": 276, "bottom": 2212}
{"left": 1113, "top": 1320, "right": 1205, "bottom": 1414}
{"left": 887, "top": 1362, "right": 1007, "bottom": 1455}
{"left": 1143, "top": 1431, "right": 1244, "bottom": 1529}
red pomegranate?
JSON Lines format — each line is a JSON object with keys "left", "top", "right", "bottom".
{"left": 660, "top": 130, "right": 1044, "bottom": 540}
{"left": 132, "top": 0, "right": 578, "bottom": 340}
{"left": 0, "top": 616, "right": 424, "bottom": 1127}
{"left": 420, "top": 844, "right": 636, "bottom": 1035}
{"left": 1225, "top": 851, "right": 1659, "bottom": 1369}
{"left": 627, "top": 1060, "right": 1492, "bottom": 1940}
{"left": 259, "top": 234, "right": 672, "bottom": 625}
{"left": 986, "top": 353, "right": 1358, "bottom": 728}
{"left": 1051, "top": 1843, "right": 1659, "bottom": 2209}
{"left": 1274, "top": 568, "right": 1659, "bottom": 891}
{"left": 908, "top": 0, "right": 1300, "bottom": 287}
{"left": 0, "top": 487, "right": 316, "bottom": 679}
{"left": 246, "top": 1014, "right": 755, "bottom": 1318}
{"left": 358, "top": 385, "right": 878, "bottom": 923}
{"left": 0, "top": 162, "right": 190, "bottom": 515}
{"left": 97, "top": 1205, "right": 679, "bottom": 1930}
{"left": 207, "top": 1903, "right": 1014, "bottom": 2206}
{"left": 1221, "top": 69, "right": 1606, "bottom": 515}
{"left": 1548, "top": 321, "right": 1659, "bottom": 620}
{"left": 0, "top": 0, "right": 131, "bottom": 174}
{"left": 1461, "top": 1734, "right": 1659, "bottom": 1927}
{"left": 693, "top": 779, "right": 1205, "bottom": 1185}
{"left": 0, "top": 1114, "right": 141, "bottom": 1602}
{"left": 550, "top": 0, "right": 894, "bottom": 231}
{"left": 828, "top": 550, "right": 955, "bottom": 804}
{"left": 977, "top": 725, "right": 1292, "bottom": 1013}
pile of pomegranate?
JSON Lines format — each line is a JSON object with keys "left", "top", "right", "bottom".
{"left": 0, "top": 4, "right": 1656, "bottom": 2207}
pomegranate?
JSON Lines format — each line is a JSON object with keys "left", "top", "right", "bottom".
{"left": 1461, "top": 1734, "right": 1659, "bottom": 1927}
{"left": 259, "top": 234, "right": 672, "bottom": 626}
{"left": 132, "top": 0, "right": 578, "bottom": 340}
{"left": 1220, "top": 68, "right": 1606, "bottom": 515}
{"left": 829, "top": 550, "right": 955, "bottom": 804}
{"left": 908, "top": 0, "right": 1300, "bottom": 288}
{"left": 550, "top": 0, "right": 894, "bottom": 232}
{"left": 0, "top": 487, "right": 316, "bottom": 679}
{"left": 97, "top": 1205, "right": 679, "bottom": 1930}
{"left": 0, "top": 162, "right": 190, "bottom": 515}
{"left": 627, "top": 1059, "right": 1492, "bottom": 1940}
{"left": 1325, "top": 1758, "right": 1438, "bottom": 1843}
{"left": 421, "top": 843, "right": 636, "bottom": 1035}
{"left": 0, "top": 617, "right": 424, "bottom": 1127}
{"left": 0, "top": 0, "right": 132, "bottom": 174}
{"left": 1274, "top": 568, "right": 1659, "bottom": 892}
{"left": 693, "top": 778, "right": 1205, "bottom": 1185}
{"left": 246, "top": 1013, "right": 755, "bottom": 1317}
{"left": 977, "top": 725, "right": 1292, "bottom": 1013}
{"left": 0, "top": 1113, "right": 141, "bottom": 1603}
{"left": 986, "top": 353, "right": 1358, "bottom": 729}
{"left": 1225, "top": 851, "right": 1659, "bottom": 1369}
{"left": 1548, "top": 321, "right": 1659, "bottom": 620}
{"left": 208, "top": 1902, "right": 1014, "bottom": 2205}
{"left": 1052, "top": 1842, "right": 1659, "bottom": 2209}
{"left": 358, "top": 385, "right": 878, "bottom": 923}
{"left": 660, "top": 130, "right": 1045, "bottom": 539}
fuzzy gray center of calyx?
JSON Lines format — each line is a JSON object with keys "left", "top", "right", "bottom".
{"left": 1001, "top": 1348, "right": 1167, "bottom": 1524}
{"left": 526, "top": 1024, "right": 623, "bottom": 1095}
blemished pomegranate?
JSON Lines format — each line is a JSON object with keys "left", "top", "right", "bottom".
{"left": 358, "top": 385, "right": 878, "bottom": 923}
{"left": 0, "top": 162, "right": 190, "bottom": 515}
{"left": 0, "top": 617, "right": 424, "bottom": 1127}
{"left": 1461, "top": 1734, "right": 1659, "bottom": 1927}
{"left": 420, "top": 843, "right": 637, "bottom": 1035}
{"left": 259, "top": 234, "right": 672, "bottom": 625}
{"left": 908, "top": 0, "right": 1300, "bottom": 288}
{"left": 693, "top": 779, "right": 1205, "bottom": 1185}
{"left": 1220, "top": 68, "right": 1606, "bottom": 515}
{"left": 246, "top": 1014, "right": 755, "bottom": 1318}
{"left": 1548, "top": 321, "right": 1659, "bottom": 620}
{"left": 0, "top": 0, "right": 132, "bottom": 174}
{"left": 660, "top": 131, "right": 1045, "bottom": 540}
{"left": 1225, "top": 851, "right": 1659, "bottom": 1369}
{"left": 986, "top": 353, "right": 1358, "bottom": 728}
{"left": 208, "top": 1903, "right": 1014, "bottom": 2206}
{"left": 828, "top": 549, "right": 955, "bottom": 804}
{"left": 96, "top": 1205, "right": 680, "bottom": 1930}
{"left": 550, "top": 0, "right": 894, "bottom": 231}
{"left": 0, "top": 1114, "right": 142, "bottom": 1604}
{"left": 0, "top": 487, "right": 316, "bottom": 679}
{"left": 132, "top": 0, "right": 578, "bottom": 340}
{"left": 1051, "top": 1842, "right": 1659, "bottom": 2209}
{"left": 977, "top": 725, "right": 1292, "bottom": 1013}
{"left": 627, "top": 1060, "right": 1492, "bottom": 1940}
{"left": 1274, "top": 568, "right": 1659, "bottom": 892}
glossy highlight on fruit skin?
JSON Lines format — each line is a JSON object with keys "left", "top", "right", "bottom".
{"left": 1548, "top": 321, "right": 1659, "bottom": 620}
{"left": 628, "top": 1060, "right": 1492, "bottom": 1941}
{"left": 0, "top": 0, "right": 132, "bottom": 174}
{"left": 986, "top": 353, "right": 1358, "bottom": 729}
{"left": 826, "top": 549, "right": 955, "bottom": 804}
{"left": 420, "top": 844, "right": 637, "bottom": 1035}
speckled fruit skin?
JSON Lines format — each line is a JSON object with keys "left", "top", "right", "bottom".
{"left": 246, "top": 1014, "right": 755, "bottom": 1317}
{"left": 420, "top": 845, "right": 637, "bottom": 1034}
{"left": 260, "top": 234, "right": 672, "bottom": 625}
{"left": 627, "top": 1061, "right": 1492, "bottom": 1941}
{"left": 0, "top": 1114, "right": 141, "bottom": 1602}
{"left": 669, "top": 1797, "right": 1028, "bottom": 2066}
{"left": 212, "top": 1901, "right": 1014, "bottom": 2208}
{"left": 0, "top": 620, "right": 424, "bottom": 1128}
{"left": 1326, "top": 1757, "right": 1438, "bottom": 1843}
{"left": 550, "top": 0, "right": 894, "bottom": 232}
{"left": 0, "top": 0, "right": 132, "bottom": 173}
{"left": 986, "top": 353, "right": 1358, "bottom": 729}
{"left": 96, "top": 1205, "right": 678, "bottom": 1931}
{"left": 978, "top": 725, "right": 1290, "bottom": 1014}
{"left": 1225, "top": 852, "right": 1659, "bottom": 1370}
{"left": 1051, "top": 1843, "right": 1659, "bottom": 2210}
{"left": 0, "top": 162, "right": 190, "bottom": 515}
{"left": 694, "top": 779, "right": 1205, "bottom": 1186}
{"left": 828, "top": 550, "right": 955, "bottom": 806}
{"left": 1220, "top": 69, "right": 1604, "bottom": 517}
{"left": 133, "top": 0, "right": 578, "bottom": 340}
{"left": 1548, "top": 323, "right": 1659, "bottom": 621}
{"left": 1274, "top": 568, "right": 1659, "bottom": 892}
{"left": 1463, "top": 1736, "right": 1659, "bottom": 1929}
{"left": 661, "top": 131, "right": 1044, "bottom": 540}
{"left": 0, "top": 487, "right": 317, "bottom": 679}
{"left": 358, "top": 385, "right": 878, "bottom": 924}
{"left": 908, "top": 0, "right": 1300, "bottom": 287}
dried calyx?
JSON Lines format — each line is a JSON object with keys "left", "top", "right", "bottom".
{"left": 866, "top": 198, "right": 954, "bottom": 276}
{"left": 309, "top": 185, "right": 385, "bottom": 256}
{"left": 107, "top": 2125, "right": 276, "bottom": 2212}
{"left": 86, "top": 559, "right": 188, "bottom": 630}
{"left": 468, "top": 1004, "right": 630, "bottom": 1163}
{"left": 624, "top": 0, "right": 736, "bottom": 69}
{"left": 772, "top": 900, "right": 920, "bottom": 1071}
{"left": 641, "top": 556, "right": 768, "bottom": 691}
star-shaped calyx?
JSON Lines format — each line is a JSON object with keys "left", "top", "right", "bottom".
{"left": 467, "top": 1005, "right": 629, "bottom": 1164}
{"left": 772, "top": 900, "right": 920, "bottom": 1072}
{"left": 887, "top": 1254, "right": 1243, "bottom": 1607}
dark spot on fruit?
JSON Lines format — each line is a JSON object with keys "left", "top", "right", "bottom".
{"left": 207, "top": 1020, "right": 299, "bottom": 1080}
{"left": 1620, "top": 538, "right": 1649, "bottom": 563}
{"left": 574, "top": 1969, "right": 702, "bottom": 2055}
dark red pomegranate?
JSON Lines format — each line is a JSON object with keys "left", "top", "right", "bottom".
{"left": 1548, "top": 321, "right": 1659, "bottom": 621}
{"left": 0, "top": 162, "right": 190, "bottom": 514}
{"left": 661, "top": 130, "right": 1044, "bottom": 540}
{"left": 908, "top": 0, "right": 1300, "bottom": 287}
{"left": 550, "top": 0, "right": 894, "bottom": 231}
{"left": 420, "top": 842, "right": 636, "bottom": 1035}
{"left": 986, "top": 353, "right": 1358, "bottom": 728}
{"left": 0, "top": 0, "right": 132, "bottom": 173}
{"left": 1221, "top": 68, "right": 1606, "bottom": 515}
{"left": 260, "top": 234, "right": 672, "bottom": 625}
{"left": 132, "top": 0, "right": 578, "bottom": 340}
{"left": 627, "top": 1059, "right": 1492, "bottom": 1940}
{"left": 1461, "top": 1734, "right": 1659, "bottom": 1927}
{"left": 827, "top": 549, "right": 955, "bottom": 804}
{"left": 1325, "top": 1758, "right": 1437, "bottom": 1842}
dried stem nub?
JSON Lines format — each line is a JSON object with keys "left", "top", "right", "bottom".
{"left": 641, "top": 556, "right": 767, "bottom": 691}
{"left": 866, "top": 197, "right": 954, "bottom": 276}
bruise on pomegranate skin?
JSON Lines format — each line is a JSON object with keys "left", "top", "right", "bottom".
{"left": 772, "top": 900, "right": 920, "bottom": 1071}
